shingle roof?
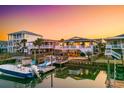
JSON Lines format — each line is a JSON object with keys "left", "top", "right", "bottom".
{"left": 105, "top": 34, "right": 124, "bottom": 40}
{"left": 115, "top": 34, "right": 124, "bottom": 37}
{"left": 64, "top": 36, "right": 93, "bottom": 42}
{"left": 8, "top": 30, "right": 43, "bottom": 37}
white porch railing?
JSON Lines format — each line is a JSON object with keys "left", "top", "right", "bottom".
{"left": 40, "top": 45, "right": 54, "bottom": 48}
{"left": 55, "top": 45, "right": 93, "bottom": 52}
{"left": 106, "top": 44, "right": 124, "bottom": 49}
{"left": 105, "top": 49, "right": 121, "bottom": 59}
{"left": 28, "top": 45, "right": 54, "bottom": 49}
{"left": 111, "top": 50, "right": 121, "bottom": 59}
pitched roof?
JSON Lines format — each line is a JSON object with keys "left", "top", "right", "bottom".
{"left": 8, "top": 30, "right": 43, "bottom": 37}
{"left": 115, "top": 34, "right": 124, "bottom": 37}
{"left": 105, "top": 34, "right": 124, "bottom": 40}
{"left": 64, "top": 36, "right": 93, "bottom": 42}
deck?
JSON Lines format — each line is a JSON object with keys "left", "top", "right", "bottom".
{"left": 68, "top": 57, "right": 88, "bottom": 60}
{"left": 112, "top": 80, "right": 124, "bottom": 88}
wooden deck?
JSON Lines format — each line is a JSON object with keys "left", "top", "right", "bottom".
{"left": 39, "top": 66, "right": 55, "bottom": 73}
{"left": 112, "top": 80, "right": 124, "bottom": 88}
{"left": 68, "top": 57, "right": 88, "bottom": 60}
{"left": 55, "top": 57, "right": 88, "bottom": 65}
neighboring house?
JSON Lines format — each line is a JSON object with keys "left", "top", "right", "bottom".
{"left": 7, "top": 30, "right": 43, "bottom": 53}
{"left": 105, "top": 34, "right": 124, "bottom": 60}
{"left": 0, "top": 41, "right": 7, "bottom": 53}
{"left": 30, "top": 39, "right": 59, "bottom": 54}
{"left": 55, "top": 36, "right": 97, "bottom": 57}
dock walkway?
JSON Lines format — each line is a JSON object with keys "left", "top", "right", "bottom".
{"left": 68, "top": 57, "right": 88, "bottom": 60}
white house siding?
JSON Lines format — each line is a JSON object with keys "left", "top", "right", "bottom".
{"left": 25, "top": 34, "right": 42, "bottom": 42}
{"left": 7, "top": 31, "right": 42, "bottom": 53}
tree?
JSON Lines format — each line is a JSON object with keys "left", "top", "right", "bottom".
{"left": 33, "top": 38, "right": 44, "bottom": 55}
{"left": 60, "top": 38, "right": 64, "bottom": 48}
{"left": 97, "top": 40, "right": 106, "bottom": 54}
{"left": 15, "top": 41, "right": 21, "bottom": 54}
{"left": 86, "top": 51, "right": 93, "bottom": 63}
{"left": 21, "top": 39, "right": 27, "bottom": 55}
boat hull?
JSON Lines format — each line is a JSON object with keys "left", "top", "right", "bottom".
{"left": 0, "top": 68, "right": 33, "bottom": 79}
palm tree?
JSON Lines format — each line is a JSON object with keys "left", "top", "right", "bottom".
{"left": 15, "top": 41, "right": 21, "bottom": 54}
{"left": 60, "top": 38, "right": 64, "bottom": 48}
{"left": 86, "top": 51, "right": 92, "bottom": 63}
{"left": 33, "top": 38, "right": 44, "bottom": 55}
{"left": 97, "top": 40, "right": 106, "bottom": 54}
{"left": 21, "top": 39, "right": 27, "bottom": 55}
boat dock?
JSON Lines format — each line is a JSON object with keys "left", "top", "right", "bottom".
{"left": 68, "top": 57, "right": 88, "bottom": 60}
{"left": 38, "top": 66, "right": 56, "bottom": 73}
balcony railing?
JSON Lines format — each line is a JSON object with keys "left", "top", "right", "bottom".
{"left": 40, "top": 45, "right": 54, "bottom": 48}
{"left": 106, "top": 44, "right": 124, "bottom": 49}
{"left": 55, "top": 45, "right": 93, "bottom": 50}
{"left": 26, "top": 45, "right": 55, "bottom": 49}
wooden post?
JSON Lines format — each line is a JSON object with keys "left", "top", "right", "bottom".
{"left": 107, "top": 55, "right": 112, "bottom": 88}
{"left": 51, "top": 55, "right": 52, "bottom": 66}
{"left": 34, "top": 49, "right": 36, "bottom": 63}
{"left": 114, "top": 59, "right": 116, "bottom": 86}
{"left": 122, "top": 49, "right": 124, "bottom": 65}
{"left": 51, "top": 73, "right": 53, "bottom": 88}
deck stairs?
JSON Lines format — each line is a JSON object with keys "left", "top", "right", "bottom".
{"left": 111, "top": 50, "right": 121, "bottom": 60}
{"left": 105, "top": 48, "right": 121, "bottom": 60}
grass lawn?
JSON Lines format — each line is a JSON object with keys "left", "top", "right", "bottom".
{"left": 94, "top": 56, "right": 123, "bottom": 64}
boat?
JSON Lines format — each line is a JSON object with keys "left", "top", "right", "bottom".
{"left": 0, "top": 64, "right": 34, "bottom": 79}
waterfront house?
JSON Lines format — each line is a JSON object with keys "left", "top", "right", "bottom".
{"left": 105, "top": 34, "right": 124, "bottom": 60}
{"left": 0, "top": 41, "right": 7, "bottom": 53}
{"left": 56, "top": 36, "right": 97, "bottom": 57}
{"left": 7, "top": 30, "right": 43, "bottom": 53}
{"left": 30, "top": 39, "right": 59, "bottom": 55}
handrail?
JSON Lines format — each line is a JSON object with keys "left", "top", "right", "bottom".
{"left": 106, "top": 44, "right": 124, "bottom": 49}
{"left": 111, "top": 50, "right": 121, "bottom": 59}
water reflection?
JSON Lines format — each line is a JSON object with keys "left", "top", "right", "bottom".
{"left": 55, "top": 67, "right": 100, "bottom": 80}
{"left": 105, "top": 60, "right": 124, "bottom": 88}
{"left": 0, "top": 75, "right": 35, "bottom": 88}
{"left": 0, "top": 64, "right": 124, "bottom": 88}
{"left": 0, "top": 71, "right": 53, "bottom": 88}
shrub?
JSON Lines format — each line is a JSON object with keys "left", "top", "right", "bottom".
{"left": 0, "top": 59, "right": 16, "bottom": 65}
{"left": 80, "top": 52, "right": 85, "bottom": 57}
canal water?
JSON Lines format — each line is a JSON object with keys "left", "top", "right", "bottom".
{"left": 0, "top": 65, "right": 123, "bottom": 88}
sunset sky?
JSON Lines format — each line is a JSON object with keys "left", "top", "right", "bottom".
{"left": 0, "top": 5, "right": 124, "bottom": 40}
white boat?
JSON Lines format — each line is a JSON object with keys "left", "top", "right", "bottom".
{"left": 0, "top": 64, "right": 34, "bottom": 79}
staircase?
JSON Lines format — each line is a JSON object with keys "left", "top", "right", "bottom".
{"left": 105, "top": 45, "right": 121, "bottom": 60}
{"left": 111, "top": 50, "right": 121, "bottom": 60}
{"left": 79, "top": 49, "right": 88, "bottom": 57}
{"left": 105, "top": 49, "right": 121, "bottom": 60}
{"left": 79, "top": 47, "right": 93, "bottom": 57}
